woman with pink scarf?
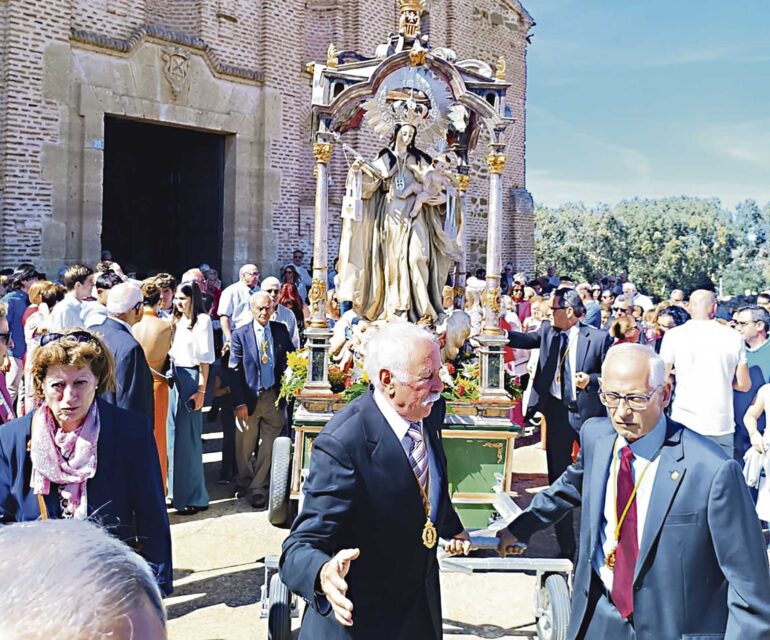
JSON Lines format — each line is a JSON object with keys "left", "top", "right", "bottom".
{"left": 0, "top": 328, "right": 172, "bottom": 595}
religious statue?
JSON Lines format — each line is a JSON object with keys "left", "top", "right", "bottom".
{"left": 337, "top": 117, "right": 461, "bottom": 324}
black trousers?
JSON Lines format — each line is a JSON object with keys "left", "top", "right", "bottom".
{"left": 542, "top": 392, "right": 579, "bottom": 557}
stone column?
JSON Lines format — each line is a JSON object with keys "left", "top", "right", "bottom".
{"left": 482, "top": 150, "right": 506, "bottom": 335}
{"left": 477, "top": 149, "right": 509, "bottom": 401}
{"left": 303, "top": 140, "right": 334, "bottom": 397}
{"left": 308, "top": 141, "right": 332, "bottom": 329}
{"left": 453, "top": 173, "right": 470, "bottom": 310}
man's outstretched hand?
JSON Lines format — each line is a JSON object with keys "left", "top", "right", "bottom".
{"left": 497, "top": 529, "right": 525, "bottom": 557}
{"left": 320, "top": 548, "right": 360, "bottom": 627}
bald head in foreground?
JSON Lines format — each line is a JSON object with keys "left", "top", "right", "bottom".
{"left": 280, "top": 322, "right": 470, "bottom": 640}
{"left": 499, "top": 343, "right": 770, "bottom": 639}
{"left": 0, "top": 519, "right": 166, "bottom": 639}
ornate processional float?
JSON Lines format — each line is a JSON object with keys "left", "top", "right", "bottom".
{"left": 274, "top": 0, "right": 524, "bottom": 528}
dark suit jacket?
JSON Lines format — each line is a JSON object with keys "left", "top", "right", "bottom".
{"left": 0, "top": 398, "right": 173, "bottom": 595}
{"left": 280, "top": 391, "right": 464, "bottom": 640}
{"left": 229, "top": 320, "right": 294, "bottom": 414}
{"left": 510, "top": 417, "right": 770, "bottom": 639}
{"left": 96, "top": 317, "right": 154, "bottom": 419}
{"left": 508, "top": 321, "right": 612, "bottom": 430}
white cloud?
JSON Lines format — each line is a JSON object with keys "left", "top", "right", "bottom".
{"left": 526, "top": 169, "right": 770, "bottom": 210}
{"left": 698, "top": 118, "right": 770, "bottom": 168}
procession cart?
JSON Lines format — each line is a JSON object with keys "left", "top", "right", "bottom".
{"left": 267, "top": 398, "right": 521, "bottom": 529}
{"left": 261, "top": 491, "right": 573, "bottom": 640}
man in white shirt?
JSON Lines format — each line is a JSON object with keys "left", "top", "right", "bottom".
{"left": 218, "top": 264, "right": 260, "bottom": 351}
{"left": 621, "top": 281, "right": 653, "bottom": 312}
{"left": 49, "top": 264, "right": 95, "bottom": 331}
{"left": 261, "top": 277, "right": 300, "bottom": 348}
{"left": 659, "top": 289, "right": 751, "bottom": 458}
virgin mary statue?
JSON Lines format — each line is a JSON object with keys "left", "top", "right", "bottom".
{"left": 337, "top": 122, "right": 462, "bottom": 323}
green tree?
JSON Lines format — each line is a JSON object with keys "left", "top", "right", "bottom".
{"left": 534, "top": 197, "right": 743, "bottom": 299}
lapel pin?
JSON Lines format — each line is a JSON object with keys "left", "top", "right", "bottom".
{"left": 670, "top": 471, "right": 680, "bottom": 481}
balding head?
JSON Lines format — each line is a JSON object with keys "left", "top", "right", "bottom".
{"left": 688, "top": 289, "right": 717, "bottom": 320}
{"left": 239, "top": 264, "right": 260, "bottom": 289}
{"left": 600, "top": 344, "right": 670, "bottom": 442}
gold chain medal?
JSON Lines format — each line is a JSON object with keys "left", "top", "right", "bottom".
{"left": 260, "top": 339, "right": 269, "bottom": 365}
{"left": 413, "top": 426, "right": 437, "bottom": 549}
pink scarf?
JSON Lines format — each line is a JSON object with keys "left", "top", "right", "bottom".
{"left": 29, "top": 402, "right": 100, "bottom": 520}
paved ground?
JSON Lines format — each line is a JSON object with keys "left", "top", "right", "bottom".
{"left": 166, "top": 417, "right": 568, "bottom": 639}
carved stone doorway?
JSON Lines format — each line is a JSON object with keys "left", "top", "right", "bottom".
{"left": 101, "top": 116, "right": 225, "bottom": 278}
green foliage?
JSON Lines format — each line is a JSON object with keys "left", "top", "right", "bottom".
{"left": 535, "top": 197, "right": 770, "bottom": 298}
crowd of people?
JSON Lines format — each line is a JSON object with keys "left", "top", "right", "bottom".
{"left": 3, "top": 252, "right": 770, "bottom": 638}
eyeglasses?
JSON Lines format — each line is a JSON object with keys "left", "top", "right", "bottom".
{"left": 0, "top": 332, "right": 11, "bottom": 344}
{"left": 600, "top": 386, "right": 662, "bottom": 411}
{"left": 734, "top": 320, "right": 752, "bottom": 327}
{"left": 612, "top": 306, "right": 631, "bottom": 314}
{"left": 40, "top": 331, "right": 97, "bottom": 347}
{"left": 265, "top": 288, "right": 280, "bottom": 294}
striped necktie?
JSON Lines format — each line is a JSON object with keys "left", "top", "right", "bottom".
{"left": 406, "top": 422, "right": 428, "bottom": 491}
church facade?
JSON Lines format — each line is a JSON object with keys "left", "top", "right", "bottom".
{"left": 0, "top": 0, "right": 534, "bottom": 281}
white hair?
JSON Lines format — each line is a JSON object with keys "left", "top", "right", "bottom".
{"left": 0, "top": 519, "right": 166, "bottom": 638}
{"left": 250, "top": 290, "right": 271, "bottom": 306}
{"left": 603, "top": 343, "right": 665, "bottom": 388}
{"left": 261, "top": 276, "right": 281, "bottom": 290}
{"left": 106, "top": 282, "right": 143, "bottom": 315}
{"left": 239, "top": 263, "right": 258, "bottom": 278}
{"left": 364, "top": 321, "right": 437, "bottom": 390}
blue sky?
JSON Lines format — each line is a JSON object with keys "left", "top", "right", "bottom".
{"left": 523, "top": 0, "right": 770, "bottom": 209}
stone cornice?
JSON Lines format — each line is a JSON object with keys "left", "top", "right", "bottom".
{"left": 70, "top": 23, "right": 264, "bottom": 85}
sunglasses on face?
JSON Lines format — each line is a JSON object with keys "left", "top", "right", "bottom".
{"left": 613, "top": 307, "right": 631, "bottom": 314}
{"left": 40, "top": 331, "right": 97, "bottom": 347}
{"left": 0, "top": 332, "right": 11, "bottom": 344}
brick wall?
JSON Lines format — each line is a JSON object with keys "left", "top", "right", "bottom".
{"left": 0, "top": 1, "right": 70, "bottom": 266}
{"left": 0, "top": 0, "right": 534, "bottom": 280}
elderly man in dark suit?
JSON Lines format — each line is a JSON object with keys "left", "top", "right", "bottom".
{"left": 98, "top": 282, "right": 154, "bottom": 419}
{"left": 499, "top": 344, "right": 770, "bottom": 639}
{"left": 280, "top": 322, "right": 470, "bottom": 640}
{"left": 229, "top": 291, "right": 295, "bottom": 509}
{"left": 507, "top": 287, "right": 612, "bottom": 559}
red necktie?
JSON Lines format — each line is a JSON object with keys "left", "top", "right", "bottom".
{"left": 611, "top": 446, "right": 638, "bottom": 618}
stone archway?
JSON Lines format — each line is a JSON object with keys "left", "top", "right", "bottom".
{"left": 39, "top": 38, "right": 282, "bottom": 281}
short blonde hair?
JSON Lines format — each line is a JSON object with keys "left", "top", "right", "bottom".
{"left": 27, "top": 280, "right": 53, "bottom": 306}
{"left": 30, "top": 329, "right": 116, "bottom": 398}
{"left": 610, "top": 314, "right": 637, "bottom": 340}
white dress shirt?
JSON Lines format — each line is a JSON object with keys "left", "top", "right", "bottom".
{"left": 218, "top": 281, "right": 255, "bottom": 330}
{"left": 550, "top": 324, "right": 579, "bottom": 400}
{"left": 594, "top": 414, "right": 666, "bottom": 591}
{"left": 272, "top": 303, "right": 300, "bottom": 348}
{"left": 373, "top": 388, "right": 439, "bottom": 520}
{"left": 48, "top": 293, "right": 85, "bottom": 331}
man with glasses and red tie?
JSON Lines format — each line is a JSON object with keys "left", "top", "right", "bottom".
{"left": 498, "top": 343, "right": 770, "bottom": 639}
{"left": 0, "top": 302, "right": 16, "bottom": 424}
{"left": 280, "top": 322, "right": 470, "bottom": 639}
{"left": 506, "top": 287, "right": 612, "bottom": 560}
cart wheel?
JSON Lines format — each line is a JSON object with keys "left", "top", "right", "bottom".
{"left": 268, "top": 437, "right": 292, "bottom": 527}
{"left": 267, "top": 573, "right": 292, "bottom": 640}
{"left": 536, "top": 574, "right": 570, "bottom": 640}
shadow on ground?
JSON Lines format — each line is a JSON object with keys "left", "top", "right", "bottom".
{"left": 443, "top": 619, "right": 537, "bottom": 638}
{"left": 167, "top": 563, "right": 265, "bottom": 619}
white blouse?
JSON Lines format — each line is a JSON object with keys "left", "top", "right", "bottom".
{"left": 169, "top": 313, "right": 215, "bottom": 367}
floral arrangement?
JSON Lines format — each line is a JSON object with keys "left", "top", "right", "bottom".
{"left": 278, "top": 348, "right": 371, "bottom": 405}
{"left": 279, "top": 345, "right": 522, "bottom": 408}
{"left": 440, "top": 361, "right": 481, "bottom": 401}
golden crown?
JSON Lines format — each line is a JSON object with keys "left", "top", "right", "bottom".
{"left": 399, "top": 0, "right": 427, "bottom": 13}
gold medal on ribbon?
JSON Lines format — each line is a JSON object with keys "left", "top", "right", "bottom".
{"left": 260, "top": 340, "right": 269, "bottom": 365}
{"left": 606, "top": 546, "right": 617, "bottom": 571}
{"left": 422, "top": 520, "right": 437, "bottom": 549}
